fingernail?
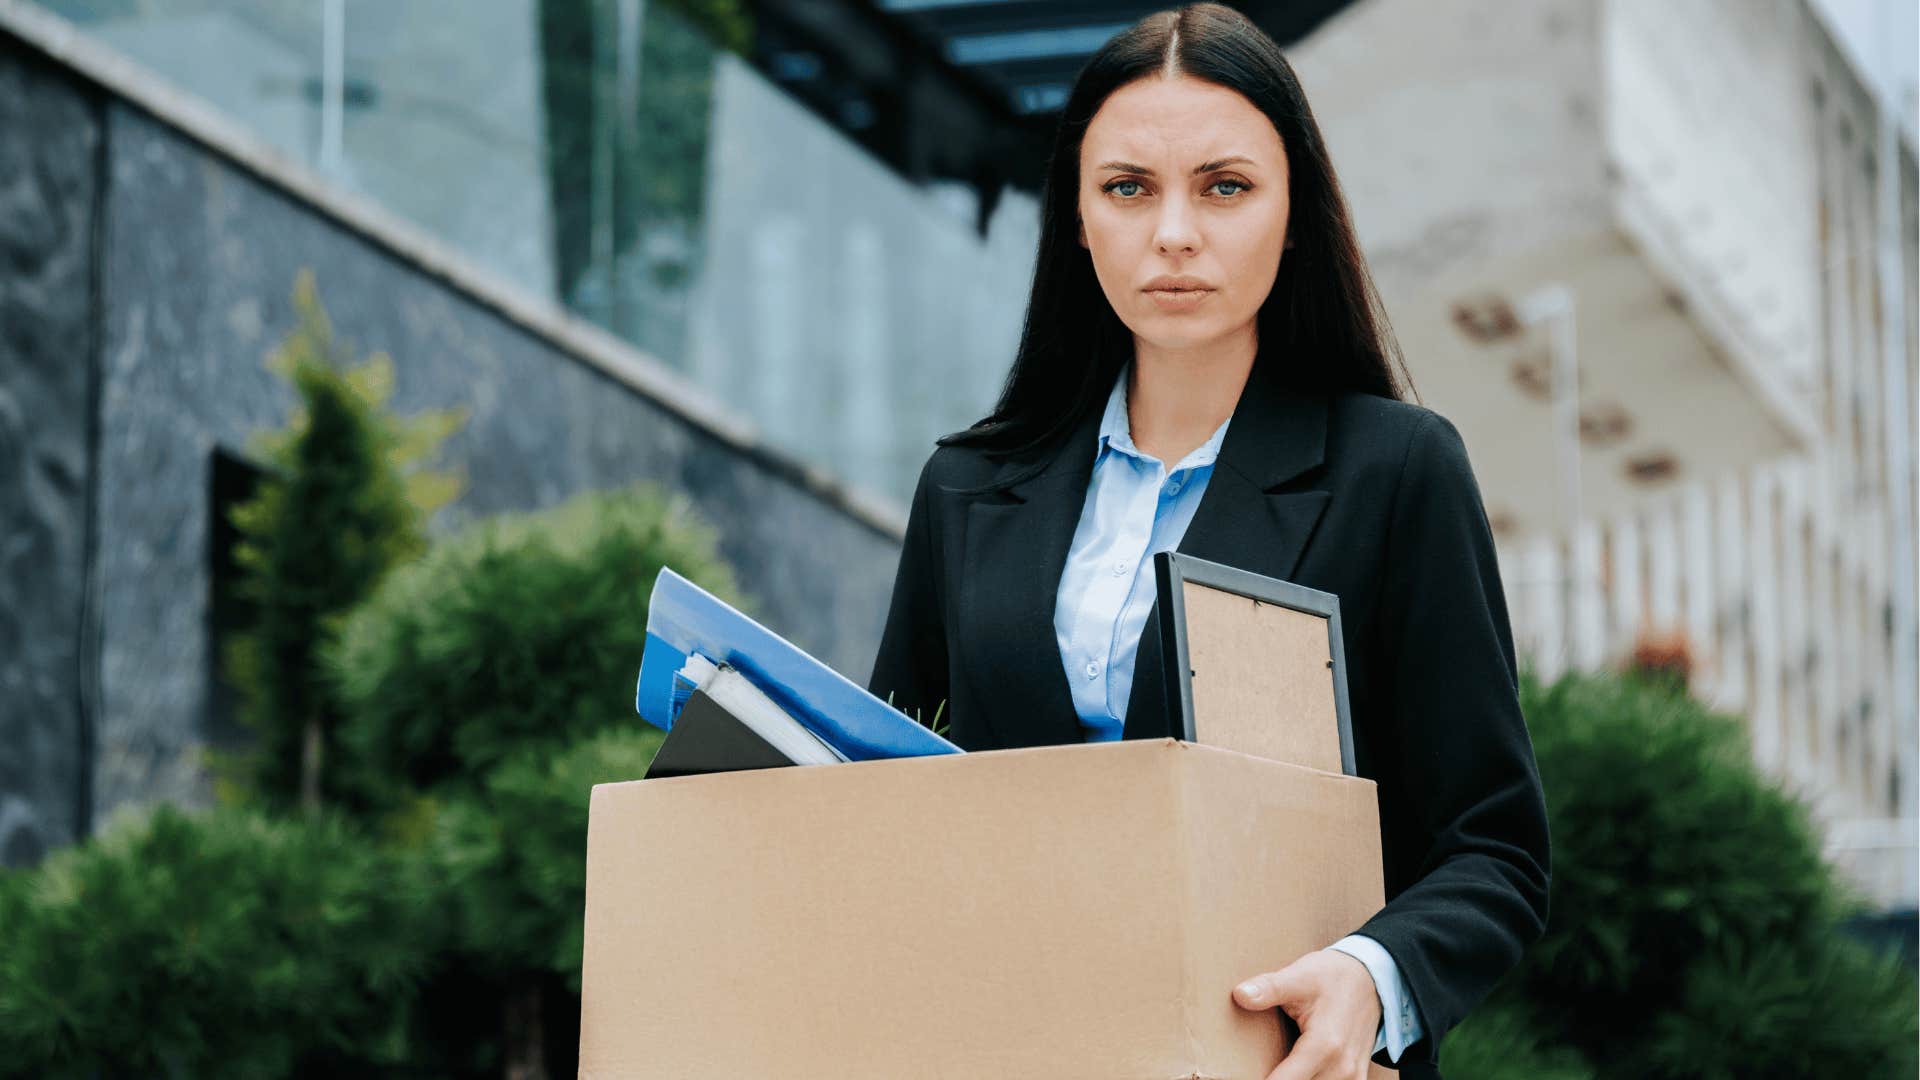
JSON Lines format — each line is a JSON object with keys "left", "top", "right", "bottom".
{"left": 1237, "top": 981, "right": 1262, "bottom": 1002}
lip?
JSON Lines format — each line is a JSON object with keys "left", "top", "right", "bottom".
{"left": 1142, "top": 275, "right": 1215, "bottom": 313}
{"left": 1146, "top": 288, "right": 1212, "bottom": 312}
{"left": 1142, "top": 274, "right": 1214, "bottom": 292}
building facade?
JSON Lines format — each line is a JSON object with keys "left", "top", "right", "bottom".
{"left": 1291, "top": 0, "right": 1917, "bottom": 906}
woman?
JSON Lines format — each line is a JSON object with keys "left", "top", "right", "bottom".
{"left": 867, "top": 5, "right": 1549, "bottom": 1079}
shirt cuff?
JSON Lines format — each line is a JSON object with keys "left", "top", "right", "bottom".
{"left": 1326, "top": 933, "right": 1424, "bottom": 1064}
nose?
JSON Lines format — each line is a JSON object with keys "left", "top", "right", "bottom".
{"left": 1153, "top": 195, "right": 1200, "bottom": 257}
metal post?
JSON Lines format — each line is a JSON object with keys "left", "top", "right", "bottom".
{"left": 611, "top": 0, "right": 646, "bottom": 336}
{"left": 319, "top": 0, "right": 345, "bottom": 176}
{"left": 1870, "top": 6, "right": 1916, "bottom": 835}
{"left": 1516, "top": 284, "right": 1582, "bottom": 533}
{"left": 1516, "top": 283, "right": 1583, "bottom": 677}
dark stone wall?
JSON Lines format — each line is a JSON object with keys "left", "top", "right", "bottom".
{"left": 0, "top": 48, "right": 97, "bottom": 866}
{"left": 0, "top": 30, "right": 905, "bottom": 846}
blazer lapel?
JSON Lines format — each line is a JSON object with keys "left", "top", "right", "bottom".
{"left": 957, "top": 404, "right": 1106, "bottom": 749}
{"left": 1119, "top": 364, "right": 1333, "bottom": 741}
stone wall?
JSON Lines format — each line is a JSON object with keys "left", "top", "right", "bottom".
{"left": 0, "top": 47, "right": 98, "bottom": 865}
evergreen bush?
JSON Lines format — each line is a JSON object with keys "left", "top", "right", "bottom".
{"left": 327, "top": 486, "right": 739, "bottom": 814}
{"left": 350, "top": 730, "right": 669, "bottom": 1080}
{"left": 0, "top": 806, "right": 440, "bottom": 1078}
{"left": 1487, "top": 670, "right": 1918, "bottom": 1078}
{"left": 221, "top": 270, "right": 463, "bottom": 812}
{"left": 1629, "top": 933, "right": 1918, "bottom": 1079}
{"left": 1515, "top": 672, "right": 1836, "bottom": 1033}
{"left": 324, "top": 485, "right": 740, "bottom": 1075}
{"left": 1439, "top": 999, "right": 1594, "bottom": 1080}
{"left": 432, "top": 729, "right": 666, "bottom": 988}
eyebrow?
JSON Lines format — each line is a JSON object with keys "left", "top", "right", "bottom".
{"left": 1094, "top": 156, "right": 1257, "bottom": 176}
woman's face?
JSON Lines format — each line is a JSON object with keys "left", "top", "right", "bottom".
{"left": 1077, "top": 74, "right": 1291, "bottom": 354}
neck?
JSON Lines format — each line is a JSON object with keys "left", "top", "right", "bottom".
{"left": 1126, "top": 323, "right": 1259, "bottom": 465}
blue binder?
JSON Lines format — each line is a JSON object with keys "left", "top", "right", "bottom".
{"left": 635, "top": 568, "right": 961, "bottom": 762}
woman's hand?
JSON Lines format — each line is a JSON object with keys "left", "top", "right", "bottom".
{"left": 1233, "top": 949, "right": 1381, "bottom": 1080}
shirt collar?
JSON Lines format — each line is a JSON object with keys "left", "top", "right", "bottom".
{"left": 1097, "top": 361, "right": 1233, "bottom": 471}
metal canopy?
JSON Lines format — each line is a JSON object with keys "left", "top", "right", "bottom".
{"left": 872, "top": 0, "right": 1357, "bottom": 115}
{"left": 745, "top": 0, "right": 1358, "bottom": 229}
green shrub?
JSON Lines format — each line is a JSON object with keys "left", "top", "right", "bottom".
{"left": 0, "top": 806, "right": 441, "bottom": 1078}
{"left": 326, "top": 485, "right": 738, "bottom": 813}
{"left": 1629, "top": 935, "right": 1917, "bottom": 1080}
{"left": 221, "top": 270, "right": 463, "bottom": 812}
{"left": 1489, "top": 670, "right": 1916, "bottom": 1077}
{"left": 1440, "top": 999, "right": 1594, "bottom": 1080}
{"left": 432, "top": 728, "right": 665, "bottom": 987}
{"left": 322, "top": 485, "right": 739, "bottom": 1074}
{"left": 1515, "top": 673, "right": 1835, "bottom": 1037}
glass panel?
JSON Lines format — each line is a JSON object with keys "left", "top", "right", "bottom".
{"left": 35, "top": 0, "right": 1039, "bottom": 506}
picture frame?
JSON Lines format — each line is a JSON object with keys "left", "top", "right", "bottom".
{"left": 1152, "top": 551, "right": 1357, "bottom": 775}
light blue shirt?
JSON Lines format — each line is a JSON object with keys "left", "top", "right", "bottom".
{"left": 1052, "top": 363, "right": 1425, "bottom": 1064}
{"left": 1052, "top": 362, "right": 1230, "bottom": 741}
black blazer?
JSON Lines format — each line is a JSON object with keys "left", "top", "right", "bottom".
{"left": 867, "top": 356, "right": 1550, "bottom": 1078}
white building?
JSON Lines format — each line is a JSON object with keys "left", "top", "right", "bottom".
{"left": 1292, "top": 0, "right": 1918, "bottom": 906}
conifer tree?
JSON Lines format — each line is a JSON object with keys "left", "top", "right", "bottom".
{"left": 221, "top": 270, "right": 464, "bottom": 813}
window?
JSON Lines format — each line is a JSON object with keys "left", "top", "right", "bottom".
{"left": 205, "top": 447, "right": 265, "bottom": 754}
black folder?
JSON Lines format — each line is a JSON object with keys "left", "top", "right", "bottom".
{"left": 644, "top": 688, "right": 802, "bottom": 779}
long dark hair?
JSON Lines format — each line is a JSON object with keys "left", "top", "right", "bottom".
{"left": 941, "top": 2, "right": 1413, "bottom": 461}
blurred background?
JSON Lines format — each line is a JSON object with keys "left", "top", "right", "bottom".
{"left": 1, "top": 0, "right": 1915, "bottom": 1075}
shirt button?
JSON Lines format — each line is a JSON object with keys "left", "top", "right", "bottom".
{"left": 1086, "top": 660, "right": 1100, "bottom": 678}
{"left": 1112, "top": 560, "right": 1127, "bottom": 576}
{"left": 1168, "top": 480, "right": 1182, "bottom": 493}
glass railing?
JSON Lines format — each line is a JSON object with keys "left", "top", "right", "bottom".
{"left": 41, "top": 0, "right": 1039, "bottom": 506}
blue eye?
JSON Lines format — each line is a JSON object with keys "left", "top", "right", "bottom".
{"left": 1103, "top": 178, "right": 1250, "bottom": 199}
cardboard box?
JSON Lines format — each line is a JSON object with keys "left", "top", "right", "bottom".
{"left": 579, "top": 737, "right": 1393, "bottom": 1078}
